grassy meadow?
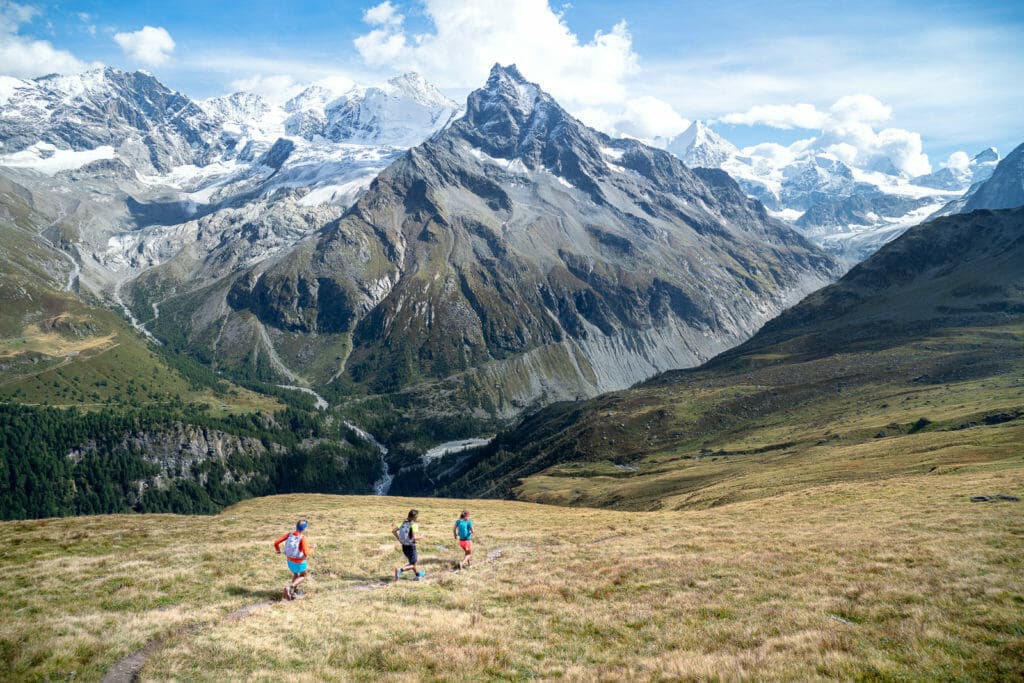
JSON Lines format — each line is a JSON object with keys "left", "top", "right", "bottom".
{"left": 1, "top": 445, "right": 1022, "bottom": 680}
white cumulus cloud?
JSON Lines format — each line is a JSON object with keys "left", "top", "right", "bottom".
{"left": 942, "top": 150, "right": 970, "bottom": 171}
{"left": 727, "top": 93, "right": 931, "bottom": 176}
{"left": 578, "top": 96, "right": 690, "bottom": 147}
{"left": 353, "top": 0, "right": 638, "bottom": 108}
{"left": 0, "top": 1, "right": 98, "bottom": 77}
{"left": 721, "top": 103, "right": 827, "bottom": 130}
{"left": 114, "top": 26, "right": 175, "bottom": 66}
{"left": 828, "top": 94, "right": 892, "bottom": 125}
{"left": 363, "top": 1, "right": 403, "bottom": 27}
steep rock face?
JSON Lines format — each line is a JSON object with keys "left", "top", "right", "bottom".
{"left": 67, "top": 423, "right": 282, "bottom": 502}
{"left": 796, "top": 193, "right": 934, "bottom": 230}
{"left": 0, "top": 68, "right": 219, "bottom": 172}
{"left": 225, "top": 64, "right": 838, "bottom": 416}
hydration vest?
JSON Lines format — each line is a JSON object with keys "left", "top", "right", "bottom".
{"left": 284, "top": 532, "right": 305, "bottom": 559}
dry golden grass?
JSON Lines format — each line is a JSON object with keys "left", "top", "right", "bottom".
{"left": 2, "top": 452, "right": 1022, "bottom": 681}
{"left": 0, "top": 317, "right": 117, "bottom": 359}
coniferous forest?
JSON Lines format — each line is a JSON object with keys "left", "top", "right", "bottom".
{"left": 0, "top": 404, "right": 382, "bottom": 520}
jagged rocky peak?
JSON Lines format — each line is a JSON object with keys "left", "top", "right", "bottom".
{"left": 453, "top": 63, "right": 600, "bottom": 170}
{"left": 961, "top": 142, "right": 1024, "bottom": 212}
{"left": 477, "top": 63, "right": 545, "bottom": 118}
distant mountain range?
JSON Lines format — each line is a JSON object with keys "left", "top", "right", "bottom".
{"left": 0, "top": 64, "right": 839, "bottom": 430}
{"left": 665, "top": 119, "right": 1002, "bottom": 263}
{"left": 1, "top": 63, "right": 1021, "bottom": 446}
{"left": 133, "top": 64, "right": 838, "bottom": 421}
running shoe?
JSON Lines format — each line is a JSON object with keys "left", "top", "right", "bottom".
{"left": 394, "top": 568, "right": 402, "bottom": 581}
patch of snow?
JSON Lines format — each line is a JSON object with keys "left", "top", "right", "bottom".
{"left": 0, "top": 142, "right": 115, "bottom": 175}
{"left": 296, "top": 172, "right": 377, "bottom": 206}
{"left": 467, "top": 145, "right": 529, "bottom": 175}
{"left": 768, "top": 208, "right": 804, "bottom": 222}
{"left": 600, "top": 146, "right": 624, "bottom": 161}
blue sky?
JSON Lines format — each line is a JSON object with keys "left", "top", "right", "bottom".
{"left": 2, "top": 0, "right": 1022, "bottom": 170}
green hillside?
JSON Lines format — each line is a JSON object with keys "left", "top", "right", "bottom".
{"left": 431, "top": 208, "right": 1024, "bottom": 507}
{"left": 0, "top": 176, "right": 280, "bottom": 415}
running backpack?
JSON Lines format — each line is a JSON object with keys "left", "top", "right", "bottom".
{"left": 283, "top": 533, "right": 304, "bottom": 559}
{"left": 396, "top": 521, "right": 414, "bottom": 545}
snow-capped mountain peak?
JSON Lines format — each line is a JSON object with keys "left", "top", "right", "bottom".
{"left": 667, "top": 120, "right": 738, "bottom": 168}
{"left": 279, "top": 71, "right": 459, "bottom": 147}
{"left": 386, "top": 71, "right": 453, "bottom": 109}
{"left": 200, "top": 92, "right": 272, "bottom": 125}
{"left": 0, "top": 67, "right": 217, "bottom": 172}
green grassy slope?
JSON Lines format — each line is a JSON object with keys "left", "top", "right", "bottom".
{"left": 1, "top": 476, "right": 1021, "bottom": 680}
{"left": 0, "top": 175, "right": 280, "bottom": 414}
{"left": 433, "top": 208, "right": 1024, "bottom": 507}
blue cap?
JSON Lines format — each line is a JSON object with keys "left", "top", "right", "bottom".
{"left": 296, "top": 520, "right": 308, "bottom": 531}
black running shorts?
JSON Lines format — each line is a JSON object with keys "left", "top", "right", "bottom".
{"left": 402, "top": 544, "right": 418, "bottom": 564}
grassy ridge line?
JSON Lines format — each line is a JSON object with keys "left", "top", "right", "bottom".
{"left": 436, "top": 325, "right": 1024, "bottom": 507}
{"left": 2, "top": 463, "right": 1023, "bottom": 680}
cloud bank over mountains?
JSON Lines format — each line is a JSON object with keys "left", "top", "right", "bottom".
{"left": 722, "top": 94, "right": 931, "bottom": 176}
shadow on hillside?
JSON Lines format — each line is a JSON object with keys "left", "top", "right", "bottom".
{"left": 225, "top": 585, "right": 281, "bottom": 600}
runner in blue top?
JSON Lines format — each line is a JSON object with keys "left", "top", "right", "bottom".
{"left": 453, "top": 509, "right": 475, "bottom": 570}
